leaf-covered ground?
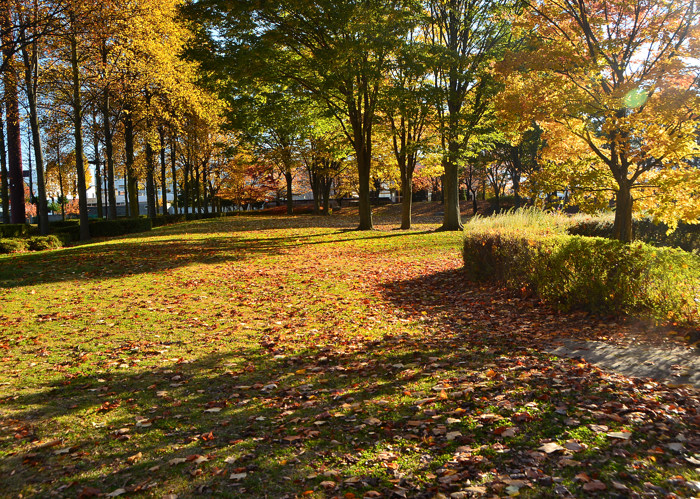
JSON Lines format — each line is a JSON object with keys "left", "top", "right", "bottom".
{"left": 0, "top": 212, "right": 698, "bottom": 498}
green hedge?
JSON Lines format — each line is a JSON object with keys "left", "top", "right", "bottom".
{"left": 0, "top": 235, "right": 65, "bottom": 253}
{"left": 0, "top": 224, "right": 31, "bottom": 238}
{"left": 0, "top": 238, "right": 28, "bottom": 253}
{"left": 51, "top": 217, "right": 153, "bottom": 241}
{"left": 463, "top": 231, "right": 700, "bottom": 325}
{"left": 568, "top": 218, "right": 700, "bottom": 253}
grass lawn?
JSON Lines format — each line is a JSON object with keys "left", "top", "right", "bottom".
{"left": 0, "top": 213, "right": 698, "bottom": 498}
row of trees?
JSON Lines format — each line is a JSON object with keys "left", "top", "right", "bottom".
{"left": 187, "top": 0, "right": 699, "bottom": 240}
{"left": 2, "top": 0, "right": 698, "bottom": 241}
{"left": 1, "top": 0, "right": 229, "bottom": 240}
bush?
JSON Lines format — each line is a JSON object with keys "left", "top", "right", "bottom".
{"left": 89, "top": 217, "right": 152, "bottom": 238}
{"left": 52, "top": 225, "right": 81, "bottom": 242}
{"left": 49, "top": 220, "right": 79, "bottom": 229}
{"left": 0, "top": 238, "right": 28, "bottom": 253}
{"left": 568, "top": 217, "right": 700, "bottom": 253}
{"left": 50, "top": 217, "right": 152, "bottom": 241}
{"left": 463, "top": 227, "right": 700, "bottom": 325}
{"left": 0, "top": 224, "right": 30, "bottom": 238}
{"left": 151, "top": 214, "right": 186, "bottom": 227}
{"left": 27, "top": 235, "right": 63, "bottom": 251}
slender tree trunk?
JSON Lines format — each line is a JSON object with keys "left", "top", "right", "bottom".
{"left": 124, "top": 111, "right": 139, "bottom": 218}
{"left": 285, "top": 170, "right": 293, "bottom": 215}
{"left": 145, "top": 142, "right": 156, "bottom": 218}
{"left": 123, "top": 175, "right": 128, "bottom": 216}
{"left": 183, "top": 161, "right": 189, "bottom": 216}
{"left": 195, "top": 162, "right": 201, "bottom": 214}
{"left": 92, "top": 114, "right": 103, "bottom": 220}
{"left": 400, "top": 172, "right": 413, "bottom": 230}
{"left": 21, "top": 36, "right": 49, "bottom": 233}
{"left": 57, "top": 151, "right": 65, "bottom": 221}
{"left": 170, "top": 134, "right": 178, "bottom": 214}
{"left": 101, "top": 60, "right": 117, "bottom": 219}
{"left": 159, "top": 127, "right": 167, "bottom": 215}
{"left": 2, "top": 39, "right": 25, "bottom": 222}
{"left": 69, "top": 28, "right": 89, "bottom": 240}
{"left": 0, "top": 110, "right": 9, "bottom": 224}
{"left": 202, "top": 160, "right": 209, "bottom": 214}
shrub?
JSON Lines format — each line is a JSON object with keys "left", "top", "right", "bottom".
{"left": 0, "top": 238, "right": 28, "bottom": 253}
{"left": 52, "top": 225, "right": 81, "bottom": 242}
{"left": 27, "top": 235, "right": 63, "bottom": 251}
{"left": 0, "top": 224, "right": 30, "bottom": 238}
{"left": 49, "top": 220, "right": 80, "bottom": 229}
{"left": 463, "top": 227, "right": 700, "bottom": 325}
{"left": 89, "top": 217, "right": 152, "bottom": 238}
{"left": 151, "top": 214, "right": 186, "bottom": 227}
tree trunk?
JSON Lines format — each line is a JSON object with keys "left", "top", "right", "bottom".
{"left": 145, "top": 142, "right": 156, "bottom": 218}
{"left": 57, "top": 151, "right": 65, "bottom": 221}
{"left": 321, "top": 177, "right": 332, "bottom": 215}
{"left": 124, "top": 111, "right": 139, "bottom": 218}
{"left": 202, "top": 160, "right": 209, "bottom": 214}
{"left": 3, "top": 42, "right": 25, "bottom": 223}
{"left": 183, "top": 161, "right": 189, "bottom": 216}
{"left": 440, "top": 155, "right": 462, "bottom": 230}
{"left": 285, "top": 171, "right": 293, "bottom": 215}
{"left": 21, "top": 39, "right": 49, "bottom": 233}
{"left": 0, "top": 110, "right": 9, "bottom": 224}
{"left": 92, "top": 114, "right": 103, "bottom": 220}
{"left": 400, "top": 173, "right": 413, "bottom": 229}
{"left": 159, "top": 127, "right": 167, "bottom": 215}
{"left": 69, "top": 28, "right": 89, "bottom": 241}
{"left": 613, "top": 184, "right": 633, "bottom": 243}
{"left": 102, "top": 81, "right": 117, "bottom": 219}
{"left": 194, "top": 162, "right": 201, "bottom": 214}
{"left": 170, "top": 134, "right": 178, "bottom": 215}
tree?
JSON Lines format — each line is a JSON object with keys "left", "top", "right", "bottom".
{"left": 425, "top": 0, "right": 514, "bottom": 231}
{"left": 498, "top": 0, "right": 700, "bottom": 241}
{"left": 188, "top": 0, "right": 420, "bottom": 230}
{"left": 382, "top": 32, "right": 435, "bottom": 229}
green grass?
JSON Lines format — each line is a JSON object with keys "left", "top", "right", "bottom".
{"left": 0, "top": 214, "right": 698, "bottom": 498}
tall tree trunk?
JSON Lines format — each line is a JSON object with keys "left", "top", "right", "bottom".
{"left": 195, "top": 162, "right": 201, "bottom": 214}
{"left": 145, "top": 142, "right": 156, "bottom": 218}
{"left": 2, "top": 30, "right": 25, "bottom": 223}
{"left": 101, "top": 49, "right": 117, "bottom": 219}
{"left": 170, "top": 134, "right": 178, "bottom": 214}
{"left": 183, "top": 161, "right": 189, "bottom": 216}
{"left": 57, "top": 149, "right": 65, "bottom": 221}
{"left": 124, "top": 111, "right": 139, "bottom": 218}
{"left": 159, "top": 127, "right": 167, "bottom": 215}
{"left": 92, "top": 114, "right": 103, "bottom": 220}
{"left": 202, "top": 160, "right": 209, "bottom": 214}
{"left": 285, "top": 170, "right": 293, "bottom": 215}
{"left": 69, "top": 28, "right": 89, "bottom": 240}
{"left": 21, "top": 33, "right": 49, "bottom": 233}
{"left": 348, "top": 97, "right": 373, "bottom": 230}
{"left": 400, "top": 172, "right": 413, "bottom": 230}
{"left": 0, "top": 109, "right": 9, "bottom": 223}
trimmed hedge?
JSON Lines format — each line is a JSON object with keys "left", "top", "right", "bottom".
{"left": 0, "top": 224, "right": 31, "bottom": 238}
{"left": 51, "top": 217, "right": 153, "bottom": 241}
{"left": 463, "top": 231, "right": 700, "bottom": 325}
{"left": 568, "top": 218, "right": 700, "bottom": 253}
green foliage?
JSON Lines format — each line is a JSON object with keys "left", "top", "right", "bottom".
{"left": 463, "top": 222, "right": 700, "bottom": 324}
{"left": 0, "top": 224, "right": 31, "bottom": 238}
{"left": 51, "top": 218, "right": 153, "bottom": 241}
{"left": 0, "top": 238, "right": 29, "bottom": 253}
{"left": 569, "top": 217, "right": 700, "bottom": 253}
{"left": 27, "top": 236, "right": 63, "bottom": 251}
{"left": 89, "top": 218, "right": 153, "bottom": 238}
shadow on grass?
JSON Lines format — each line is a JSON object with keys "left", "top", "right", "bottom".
{"left": 2, "top": 318, "right": 697, "bottom": 497}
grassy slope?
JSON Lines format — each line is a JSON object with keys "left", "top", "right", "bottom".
{"left": 0, "top": 213, "right": 698, "bottom": 498}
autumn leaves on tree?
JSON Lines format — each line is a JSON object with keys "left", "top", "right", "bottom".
{"left": 1, "top": 0, "right": 698, "bottom": 239}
